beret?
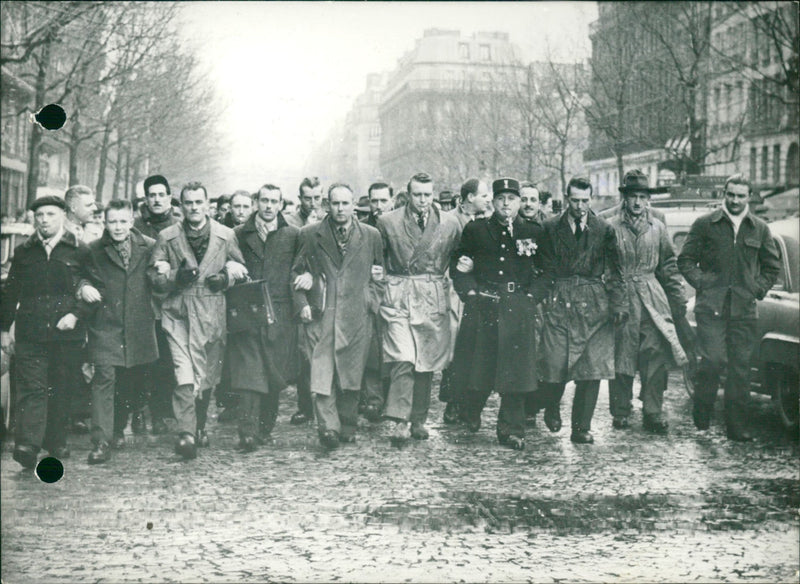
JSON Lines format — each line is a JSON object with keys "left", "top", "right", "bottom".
{"left": 30, "top": 195, "right": 66, "bottom": 212}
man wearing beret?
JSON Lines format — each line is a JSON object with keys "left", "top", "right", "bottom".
{"left": 449, "top": 178, "right": 547, "bottom": 450}
{"left": 1, "top": 196, "right": 89, "bottom": 468}
{"left": 606, "top": 170, "right": 689, "bottom": 434}
{"left": 537, "top": 177, "right": 626, "bottom": 444}
{"left": 148, "top": 181, "right": 248, "bottom": 459}
{"left": 678, "top": 174, "right": 780, "bottom": 441}
{"left": 135, "top": 174, "right": 179, "bottom": 436}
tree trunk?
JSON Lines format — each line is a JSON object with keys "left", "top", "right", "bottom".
{"left": 95, "top": 121, "right": 112, "bottom": 200}
{"left": 123, "top": 147, "right": 131, "bottom": 199}
{"left": 68, "top": 111, "right": 80, "bottom": 186}
{"left": 112, "top": 137, "right": 124, "bottom": 199}
{"left": 25, "top": 39, "right": 52, "bottom": 208}
{"left": 559, "top": 140, "right": 568, "bottom": 197}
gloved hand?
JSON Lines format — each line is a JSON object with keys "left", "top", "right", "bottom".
{"left": 205, "top": 271, "right": 229, "bottom": 293}
{"left": 175, "top": 258, "right": 199, "bottom": 289}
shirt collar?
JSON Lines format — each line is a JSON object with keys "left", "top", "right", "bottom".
{"left": 39, "top": 226, "right": 65, "bottom": 248}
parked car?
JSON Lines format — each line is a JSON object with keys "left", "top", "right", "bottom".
{"left": 682, "top": 218, "right": 800, "bottom": 434}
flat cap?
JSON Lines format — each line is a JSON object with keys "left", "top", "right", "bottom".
{"left": 30, "top": 195, "right": 66, "bottom": 212}
{"left": 492, "top": 177, "right": 520, "bottom": 197}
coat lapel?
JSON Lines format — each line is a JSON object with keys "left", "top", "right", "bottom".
{"left": 316, "top": 220, "right": 342, "bottom": 268}
{"left": 555, "top": 212, "right": 579, "bottom": 254}
{"left": 340, "top": 221, "right": 363, "bottom": 273}
{"left": 128, "top": 231, "right": 149, "bottom": 272}
{"left": 198, "top": 221, "right": 224, "bottom": 273}
{"left": 241, "top": 218, "right": 265, "bottom": 261}
{"left": 408, "top": 206, "right": 442, "bottom": 269}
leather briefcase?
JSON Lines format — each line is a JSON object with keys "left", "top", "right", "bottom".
{"left": 226, "top": 279, "right": 275, "bottom": 333}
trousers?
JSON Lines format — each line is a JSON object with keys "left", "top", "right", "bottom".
{"left": 146, "top": 320, "right": 175, "bottom": 422}
{"left": 463, "top": 390, "right": 526, "bottom": 438}
{"left": 539, "top": 379, "right": 601, "bottom": 432}
{"left": 91, "top": 364, "right": 149, "bottom": 444}
{"left": 383, "top": 361, "right": 432, "bottom": 424}
{"left": 238, "top": 388, "right": 280, "bottom": 440}
{"left": 313, "top": 370, "right": 359, "bottom": 439}
{"left": 173, "top": 383, "right": 211, "bottom": 436}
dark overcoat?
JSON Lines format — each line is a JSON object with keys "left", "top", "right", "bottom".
{"left": 292, "top": 218, "right": 384, "bottom": 394}
{"left": 537, "top": 211, "right": 626, "bottom": 382}
{"left": 228, "top": 214, "right": 302, "bottom": 394}
{"left": 449, "top": 213, "right": 546, "bottom": 394}
{"left": 0, "top": 229, "right": 88, "bottom": 344}
{"left": 677, "top": 208, "right": 780, "bottom": 319}
{"left": 83, "top": 229, "right": 159, "bottom": 368}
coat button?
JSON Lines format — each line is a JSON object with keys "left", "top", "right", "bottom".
{"left": 498, "top": 270, "right": 504, "bottom": 275}
{"left": 566, "top": 302, "right": 571, "bottom": 308}
{"left": 501, "top": 244, "right": 506, "bottom": 249}
{"left": 499, "top": 257, "right": 505, "bottom": 262}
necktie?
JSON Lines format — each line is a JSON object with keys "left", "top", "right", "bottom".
{"left": 337, "top": 226, "right": 347, "bottom": 253}
{"left": 575, "top": 222, "right": 583, "bottom": 241}
{"left": 417, "top": 212, "right": 425, "bottom": 231}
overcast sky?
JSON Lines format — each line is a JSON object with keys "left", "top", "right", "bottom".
{"left": 179, "top": 2, "right": 598, "bottom": 193}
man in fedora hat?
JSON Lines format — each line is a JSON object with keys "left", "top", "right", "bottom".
{"left": 599, "top": 169, "right": 666, "bottom": 224}
{"left": 537, "top": 177, "right": 626, "bottom": 444}
{"left": 1, "top": 196, "right": 89, "bottom": 468}
{"left": 449, "top": 178, "right": 547, "bottom": 450}
{"left": 606, "top": 169, "right": 689, "bottom": 434}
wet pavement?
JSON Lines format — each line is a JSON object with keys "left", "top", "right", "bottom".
{"left": 2, "top": 370, "right": 799, "bottom": 583}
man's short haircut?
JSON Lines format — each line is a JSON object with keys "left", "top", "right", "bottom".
{"left": 407, "top": 172, "right": 433, "bottom": 194}
{"left": 723, "top": 173, "right": 752, "bottom": 196}
{"left": 180, "top": 181, "right": 208, "bottom": 202}
{"left": 230, "top": 190, "right": 253, "bottom": 204}
{"left": 459, "top": 178, "right": 481, "bottom": 202}
{"left": 218, "top": 194, "right": 232, "bottom": 205}
{"left": 327, "top": 182, "right": 353, "bottom": 198}
{"left": 64, "top": 185, "right": 93, "bottom": 206}
{"left": 519, "top": 181, "right": 538, "bottom": 191}
{"left": 143, "top": 174, "right": 170, "bottom": 196}
{"left": 368, "top": 182, "right": 393, "bottom": 198}
{"left": 104, "top": 198, "right": 133, "bottom": 218}
{"left": 299, "top": 176, "right": 321, "bottom": 196}
{"left": 539, "top": 190, "right": 553, "bottom": 204}
{"left": 566, "top": 177, "right": 593, "bottom": 198}
{"left": 257, "top": 184, "right": 283, "bottom": 200}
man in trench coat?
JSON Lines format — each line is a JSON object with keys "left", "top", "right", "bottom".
{"left": 537, "top": 177, "right": 626, "bottom": 444}
{"left": 292, "top": 183, "right": 384, "bottom": 449}
{"left": 606, "top": 170, "right": 688, "bottom": 434}
{"left": 678, "top": 174, "right": 780, "bottom": 441}
{"left": 149, "top": 182, "right": 248, "bottom": 459}
{"left": 78, "top": 200, "right": 159, "bottom": 464}
{"left": 377, "top": 172, "right": 462, "bottom": 444}
{"left": 449, "top": 178, "right": 547, "bottom": 450}
{"left": 229, "top": 184, "right": 302, "bottom": 452}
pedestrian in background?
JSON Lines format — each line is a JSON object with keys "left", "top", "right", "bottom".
{"left": 678, "top": 174, "right": 780, "bottom": 441}
{"left": 607, "top": 170, "right": 688, "bottom": 434}
{"left": 536, "top": 177, "right": 626, "bottom": 445}
{"left": 292, "top": 183, "right": 384, "bottom": 449}
{"left": 1, "top": 196, "right": 89, "bottom": 469}
{"left": 449, "top": 178, "right": 547, "bottom": 450}
{"left": 377, "top": 172, "right": 461, "bottom": 444}
{"left": 149, "top": 182, "right": 248, "bottom": 459}
{"left": 79, "top": 199, "right": 158, "bottom": 464}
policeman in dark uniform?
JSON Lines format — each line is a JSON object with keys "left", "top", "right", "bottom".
{"left": 449, "top": 178, "right": 547, "bottom": 450}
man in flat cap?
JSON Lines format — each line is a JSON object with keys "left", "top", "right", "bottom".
{"left": 377, "top": 172, "right": 461, "bottom": 444}
{"left": 135, "top": 174, "right": 179, "bottom": 436}
{"left": 449, "top": 178, "right": 547, "bottom": 450}
{"left": 606, "top": 169, "right": 688, "bottom": 434}
{"left": 537, "top": 177, "right": 626, "bottom": 444}
{"left": 1, "top": 196, "right": 89, "bottom": 468}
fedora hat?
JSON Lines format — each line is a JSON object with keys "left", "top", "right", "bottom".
{"left": 619, "top": 169, "right": 656, "bottom": 194}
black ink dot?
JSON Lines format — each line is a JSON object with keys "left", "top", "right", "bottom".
{"left": 146, "top": 522, "right": 153, "bottom": 530}
{"left": 35, "top": 456, "right": 64, "bottom": 483}
{"left": 35, "top": 104, "right": 66, "bottom": 131}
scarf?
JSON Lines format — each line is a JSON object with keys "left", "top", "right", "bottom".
{"left": 184, "top": 219, "right": 211, "bottom": 263}
{"left": 623, "top": 208, "right": 649, "bottom": 237}
{"left": 112, "top": 237, "right": 132, "bottom": 269}
{"left": 254, "top": 214, "right": 277, "bottom": 242}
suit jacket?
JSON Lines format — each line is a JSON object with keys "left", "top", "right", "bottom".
{"left": 678, "top": 208, "right": 780, "bottom": 318}
{"left": 83, "top": 229, "right": 158, "bottom": 367}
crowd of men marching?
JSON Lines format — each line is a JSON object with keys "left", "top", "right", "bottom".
{"left": 1, "top": 168, "right": 780, "bottom": 468}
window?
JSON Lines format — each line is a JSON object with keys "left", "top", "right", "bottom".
{"left": 480, "top": 44, "right": 491, "bottom": 61}
{"left": 750, "top": 147, "right": 757, "bottom": 181}
{"left": 459, "top": 43, "right": 470, "bottom": 60}
{"left": 773, "top": 144, "right": 781, "bottom": 183}
{"left": 761, "top": 145, "right": 769, "bottom": 181}
{"left": 369, "top": 124, "right": 380, "bottom": 139}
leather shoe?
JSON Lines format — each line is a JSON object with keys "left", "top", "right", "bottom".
{"left": 319, "top": 430, "right": 340, "bottom": 449}
{"left": 544, "top": 409, "right": 562, "bottom": 433}
{"left": 693, "top": 404, "right": 711, "bottom": 430}
{"left": 410, "top": 423, "right": 429, "bottom": 440}
{"left": 13, "top": 445, "right": 38, "bottom": 469}
{"left": 174, "top": 434, "right": 197, "bottom": 459}
{"left": 290, "top": 411, "right": 311, "bottom": 425}
{"left": 151, "top": 418, "right": 169, "bottom": 435}
{"left": 643, "top": 415, "right": 669, "bottom": 434}
{"left": 112, "top": 432, "right": 126, "bottom": 449}
{"left": 727, "top": 428, "right": 753, "bottom": 442}
{"left": 497, "top": 433, "right": 525, "bottom": 450}
{"left": 612, "top": 416, "right": 630, "bottom": 429}
{"left": 443, "top": 402, "right": 460, "bottom": 425}
{"left": 131, "top": 412, "right": 146, "bottom": 435}
{"left": 49, "top": 445, "right": 71, "bottom": 459}
{"left": 570, "top": 430, "right": 594, "bottom": 444}
{"left": 390, "top": 421, "right": 411, "bottom": 445}
{"left": 362, "top": 404, "right": 382, "bottom": 423}
{"left": 88, "top": 442, "right": 111, "bottom": 465}
{"left": 339, "top": 433, "right": 357, "bottom": 444}
{"left": 196, "top": 429, "right": 210, "bottom": 447}
{"left": 238, "top": 436, "right": 257, "bottom": 453}
{"left": 465, "top": 415, "right": 481, "bottom": 433}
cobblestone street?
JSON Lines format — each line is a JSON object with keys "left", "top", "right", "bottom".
{"left": 2, "top": 371, "right": 799, "bottom": 583}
